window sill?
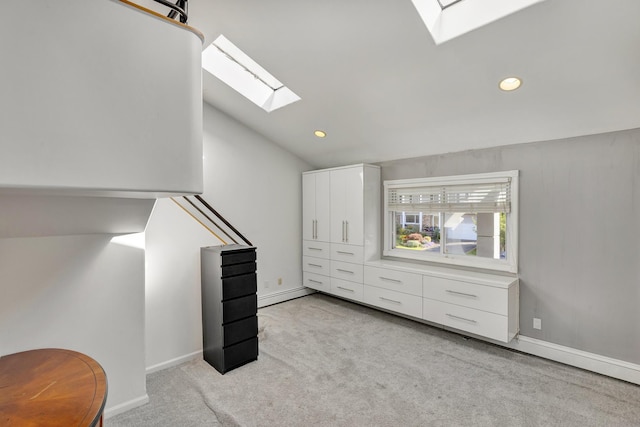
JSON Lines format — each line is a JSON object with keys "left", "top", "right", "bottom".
{"left": 382, "top": 248, "right": 518, "bottom": 275}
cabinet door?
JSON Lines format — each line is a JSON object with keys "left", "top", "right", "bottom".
{"left": 330, "top": 169, "right": 347, "bottom": 243}
{"left": 314, "top": 171, "right": 331, "bottom": 242}
{"left": 343, "top": 167, "right": 363, "bottom": 245}
{"left": 302, "top": 173, "right": 316, "bottom": 241}
{"left": 303, "top": 172, "right": 330, "bottom": 241}
{"left": 330, "top": 167, "right": 363, "bottom": 245}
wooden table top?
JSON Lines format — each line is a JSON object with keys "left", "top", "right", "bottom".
{"left": 0, "top": 348, "right": 108, "bottom": 427}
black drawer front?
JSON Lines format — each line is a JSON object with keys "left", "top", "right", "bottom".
{"left": 224, "top": 316, "right": 258, "bottom": 347}
{"left": 222, "top": 250, "right": 256, "bottom": 266}
{"left": 223, "top": 337, "right": 258, "bottom": 373}
{"left": 223, "top": 294, "right": 257, "bottom": 324}
{"left": 222, "top": 261, "right": 256, "bottom": 278}
{"left": 222, "top": 273, "right": 257, "bottom": 300}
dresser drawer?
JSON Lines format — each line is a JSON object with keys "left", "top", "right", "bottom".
{"left": 303, "top": 271, "right": 330, "bottom": 292}
{"left": 364, "top": 285, "right": 422, "bottom": 318}
{"left": 330, "top": 278, "right": 363, "bottom": 302}
{"left": 422, "top": 298, "right": 510, "bottom": 342}
{"left": 222, "top": 337, "right": 258, "bottom": 373}
{"left": 222, "top": 273, "right": 256, "bottom": 300}
{"left": 303, "top": 240, "right": 330, "bottom": 259}
{"left": 364, "top": 266, "right": 422, "bottom": 296}
{"left": 423, "top": 275, "right": 508, "bottom": 315}
{"left": 330, "top": 243, "right": 364, "bottom": 264}
{"left": 330, "top": 260, "right": 363, "bottom": 283}
{"left": 303, "top": 256, "right": 330, "bottom": 275}
{"left": 222, "top": 249, "right": 256, "bottom": 266}
{"left": 222, "top": 261, "right": 256, "bottom": 278}
{"left": 223, "top": 316, "right": 258, "bottom": 347}
{"left": 222, "top": 294, "right": 257, "bottom": 324}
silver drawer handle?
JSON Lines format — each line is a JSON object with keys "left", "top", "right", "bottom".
{"left": 308, "top": 247, "right": 322, "bottom": 251}
{"left": 308, "top": 263, "right": 323, "bottom": 268}
{"left": 379, "top": 296, "right": 402, "bottom": 305}
{"left": 308, "top": 279, "right": 324, "bottom": 284}
{"left": 336, "top": 251, "right": 354, "bottom": 255}
{"left": 380, "top": 276, "right": 402, "bottom": 284}
{"left": 336, "top": 286, "right": 355, "bottom": 293}
{"left": 446, "top": 290, "right": 477, "bottom": 298}
{"left": 336, "top": 269, "right": 354, "bottom": 274}
{"left": 446, "top": 313, "right": 477, "bottom": 324}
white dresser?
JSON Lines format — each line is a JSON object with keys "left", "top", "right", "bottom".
{"left": 364, "top": 260, "right": 519, "bottom": 343}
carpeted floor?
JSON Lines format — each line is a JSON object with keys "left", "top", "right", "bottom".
{"left": 108, "top": 293, "right": 640, "bottom": 426}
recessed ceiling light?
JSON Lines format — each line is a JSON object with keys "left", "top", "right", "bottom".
{"left": 499, "top": 77, "right": 522, "bottom": 91}
{"left": 314, "top": 130, "right": 326, "bottom": 138}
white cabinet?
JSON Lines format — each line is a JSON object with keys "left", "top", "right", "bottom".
{"left": 363, "top": 265, "right": 423, "bottom": 318}
{"left": 302, "top": 164, "right": 380, "bottom": 303}
{"left": 303, "top": 272, "right": 331, "bottom": 293}
{"left": 421, "top": 271, "right": 519, "bottom": 343}
{"left": 330, "top": 167, "right": 364, "bottom": 245}
{"left": 302, "top": 171, "right": 330, "bottom": 242}
{"left": 330, "top": 278, "right": 364, "bottom": 302}
{"left": 302, "top": 256, "right": 330, "bottom": 276}
{"left": 364, "top": 266, "right": 422, "bottom": 297}
{"left": 302, "top": 241, "right": 330, "bottom": 259}
{"left": 362, "top": 260, "right": 519, "bottom": 343}
{"left": 330, "top": 260, "right": 364, "bottom": 283}
{"left": 364, "top": 285, "right": 423, "bottom": 318}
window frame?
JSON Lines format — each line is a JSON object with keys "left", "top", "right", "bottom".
{"left": 383, "top": 170, "right": 519, "bottom": 273}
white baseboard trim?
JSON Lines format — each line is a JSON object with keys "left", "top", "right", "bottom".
{"left": 258, "top": 286, "right": 315, "bottom": 308}
{"left": 506, "top": 335, "right": 640, "bottom": 385}
{"left": 104, "top": 394, "right": 149, "bottom": 419}
{"left": 146, "top": 350, "right": 203, "bottom": 375}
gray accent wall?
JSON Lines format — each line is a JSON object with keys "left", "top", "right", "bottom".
{"left": 378, "top": 128, "right": 640, "bottom": 364}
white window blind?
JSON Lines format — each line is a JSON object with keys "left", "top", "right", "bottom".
{"left": 387, "top": 178, "right": 511, "bottom": 214}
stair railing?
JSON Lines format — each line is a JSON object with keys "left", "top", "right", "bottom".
{"left": 152, "top": 0, "right": 188, "bottom": 24}
{"left": 170, "top": 196, "right": 253, "bottom": 247}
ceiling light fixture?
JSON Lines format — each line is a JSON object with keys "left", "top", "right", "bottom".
{"left": 314, "top": 130, "right": 326, "bottom": 138}
{"left": 499, "top": 77, "right": 522, "bottom": 91}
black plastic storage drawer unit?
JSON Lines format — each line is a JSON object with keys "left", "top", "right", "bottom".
{"left": 201, "top": 245, "right": 258, "bottom": 374}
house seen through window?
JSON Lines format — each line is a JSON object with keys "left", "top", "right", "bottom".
{"left": 384, "top": 171, "right": 518, "bottom": 272}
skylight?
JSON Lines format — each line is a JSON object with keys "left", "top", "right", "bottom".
{"left": 412, "top": 0, "right": 546, "bottom": 45}
{"left": 202, "top": 35, "right": 301, "bottom": 112}
{"left": 437, "top": 0, "right": 463, "bottom": 10}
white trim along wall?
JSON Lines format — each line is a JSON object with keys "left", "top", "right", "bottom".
{"left": 507, "top": 335, "right": 640, "bottom": 386}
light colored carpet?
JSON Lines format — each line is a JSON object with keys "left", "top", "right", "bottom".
{"left": 109, "top": 293, "right": 640, "bottom": 426}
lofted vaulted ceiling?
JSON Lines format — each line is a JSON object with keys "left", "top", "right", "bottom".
{"left": 183, "top": 0, "right": 640, "bottom": 168}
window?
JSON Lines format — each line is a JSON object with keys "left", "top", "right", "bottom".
{"left": 202, "top": 35, "right": 301, "bottom": 112}
{"left": 411, "top": 0, "right": 545, "bottom": 45}
{"left": 383, "top": 171, "right": 518, "bottom": 273}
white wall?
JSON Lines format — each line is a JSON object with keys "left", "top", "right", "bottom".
{"left": 144, "top": 104, "right": 312, "bottom": 371}
{"left": 0, "top": 234, "right": 147, "bottom": 416}
{"left": 0, "top": 0, "right": 203, "bottom": 195}
{"left": 0, "top": 195, "right": 155, "bottom": 238}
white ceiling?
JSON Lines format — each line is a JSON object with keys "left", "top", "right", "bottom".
{"left": 183, "top": 0, "right": 640, "bottom": 168}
